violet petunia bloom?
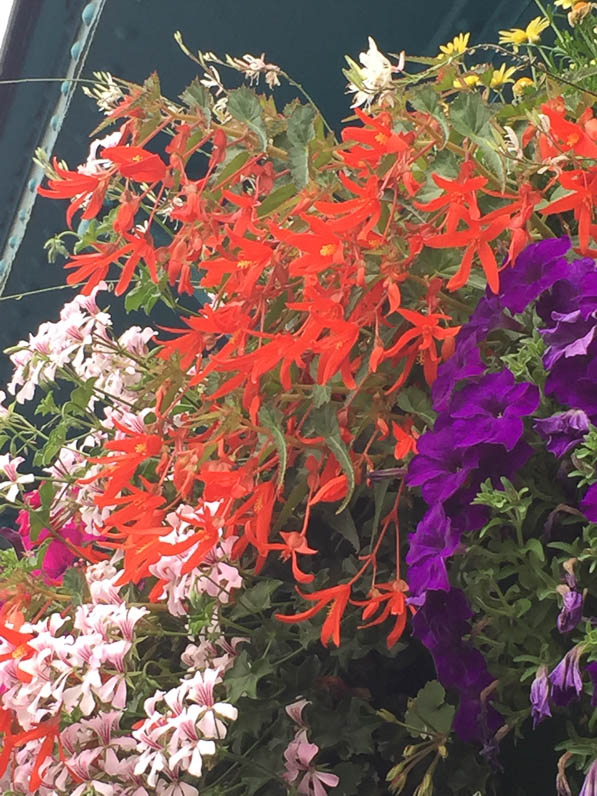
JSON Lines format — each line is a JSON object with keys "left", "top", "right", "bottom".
{"left": 549, "top": 646, "right": 584, "bottom": 706}
{"left": 431, "top": 335, "right": 485, "bottom": 413}
{"left": 581, "top": 483, "right": 597, "bottom": 523}
{"left": 530, "top": 665, "right": 552, "bottom": 728}
{"left": 406, "top": 427, "right": 480, "bottom": 503}
{"left": 542, "top": 309, "right": 597, "bottom": 371}
{"left": 580, "top": 760, "right": 597, "bottom": 796}
{"left": 545, "top": 348, "right": 597, "bottom": 421}
{"left": 498, "top": 237, "right": 571, "bottom": 314}
{"left": 449, "top": 370, "right": 539, "bottom": 452}
{"left": 458, "top": 291, "right": 509, "bottom": 345}
{"left": 411, "top": 588, "right": 473, "bottom": 651}
{"left": 557, "top": 588, "right": 583, "bottom": 634}
{"left": 406, "top": 504, "right": 462, "bottom": 598}
{"left": 534, "top": 409, "right": 590, "bottom": 457}
{"left": 536, "top": 256, "right": 597, "bottom": 323}
{"left": 454, "top": 692, "right": 502, "bottom": 744}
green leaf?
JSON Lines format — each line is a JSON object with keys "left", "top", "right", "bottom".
{"left": 474, "top": 137, "right": 506, "bottom": 189}
{"left": 124, "top": 272, "right": 162, "bottom": 314}
{"left": 34, "top": 426, "right": 67, "bottom": 468}
{"left": 405, "top": 681, "right": 455, "bottom": 737}
{"left": 35, "top": 391, "right": 59, "bottom": 416}
{"left": 69, "top": 379, "right": 96, "bottom": 411}
{"left": 256, "top": 182, "right": 296, "bottom": 218}
{"left": 62, "top": 567, "right": 87, "bottom": 606}
{"left": 230, "top": 579, "right": 283, "bottom": 619}
{"left": 29, "top": 509, "right": 49, "bottom": 543}
{"left": 227, "top": 86, "right": 268, "bottom": 151}
{"left": 318, "top": 505, "right": 359, "bottom": 550}
{"left": 372, "top": 480, "right": 390, "bottom": 538}
{"left": 525, "top": 538, "right": 545, "bottom": 562}
{"left": 312, "top": 405, "right": 355, "bottom": 513}
{"left": 449, "top": 92, "right": 494, "bottom": 140}
{"left": 225, "top": 649, "right": 271, "bottom": 701}
{"left": 409, "top": 85, "right": 449, "bottom": 144}
{"left": 213, "top": 150, "right": 251, "bottom": 188}
{"left": 287, "top": 104, "right": 316, "bottom": 188}
{"left": 312, "top": 384, "right": 331, "bottom": 409}
{"left": 395, "top": 386, "right": 435, "bottom": 425}
{"left": 39, "top": 481, "right": 54, "bottom": 510}
{"left": 179, "top": 77, "right": 210, "bottom": 113}
{"left": 259, "top": 406, "right": 287, "bottom": 488}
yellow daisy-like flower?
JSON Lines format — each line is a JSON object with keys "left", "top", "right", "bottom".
{"left": 499, "top": 16, "right": 550, "bottom": 49}
{"left": 555, "top": 0, "right": 577, "bottom": 8}
{"left": 512, "top": 76, "right": 535, "bottom": 96}
{"left": 438, "top": 32, "right": 470, "bottom": 59}
{"left": 453, "top": 73, "right": 481, "bottom": 89}
{"left": 490, "top": 64, "right": 518, "bottom": 88}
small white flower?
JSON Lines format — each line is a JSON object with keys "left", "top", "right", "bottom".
{"left": 347, "top": 36, "right": 394, "bottom": 108}
{"left": 0, "top": 455, "right": 34, "bottom": 502}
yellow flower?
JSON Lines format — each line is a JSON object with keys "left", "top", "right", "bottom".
{"left": 568, "top": 1, "right": 593, "bottom": 26}
{"left": 438, "top": 32, "right": 470, "bottom": 59}
{"left": 453, "top": 74, "right": 481, "bottom": 89}
{"left": 555, "top": 0, "right": 577, "bottom": 8}
{"left": 499, "top": 16, "right": 550, "bottom": 49}
{"left": 490, "top": 64, "right": 518, "bottom": 88}
{"left": 512, "top": 76, "right": 535, "bottom": 96}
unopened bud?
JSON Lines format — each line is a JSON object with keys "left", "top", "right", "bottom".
{"left": 414, "top": 773, "right": 434, "bottom": 796}
{"left": 387, "top": 771, "right": 408, "bottom": 794}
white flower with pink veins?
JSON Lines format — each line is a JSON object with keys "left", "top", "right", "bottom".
{"left": 0, "top": 454, "right": 34, "bottom": 502}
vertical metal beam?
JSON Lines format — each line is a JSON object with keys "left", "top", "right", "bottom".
{"left": 0, "top": 0, "right": 106, "bottom": 295}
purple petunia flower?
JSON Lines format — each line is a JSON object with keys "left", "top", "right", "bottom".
{"left": 410, "top": 587, "right": 473, "bottom": 651}
{"left": 406, "top": 504, "right": 462, "bottom": 598}
{"left": 459, "top": 291, "right": 509, "bottom": 344}
{"left": 557, "top": 588, "right": 584, "bottom": 634}
{"left": 406, "top": 427, "right": 480, "bottom": 503}
{"left": 499, "top": 237, "right": 571, "bottom": 314}
{"left": 431, "top": 335, "right": 485, "bottom": 413}
{"left": 448, "top": 370, "right": 539, "bottom": 452}
{"left": 545, "top": 348, "right": 597, "bottom": 420}
{"left": 536, "top": 256, "right": 597, "bottom": 323}
{"left": 542, "top": 309, "right": 597, "bottom": 371}
{"left": 581, "top": 483, "right": 597, "bottom": 523}
{"left": 549, "top": 646, "right": 584, "bottom": 707}
{"left": 530, "top": 665, "right": 552, "bottom": 728}
{"left": 580, "top": 760, "right": 597, "bottom": 796}
{"left": 534, "top": 409, "right": 590, "bottom": 457}
{"left": 453, "top": 693, "right": 502, "bottom": 745}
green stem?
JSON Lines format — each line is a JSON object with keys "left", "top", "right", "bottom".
{"left": 281, "top": 71, "right": 337, "bottom": 140}
{"left": 532, "top": 0, "right": 567, "bottom": 48}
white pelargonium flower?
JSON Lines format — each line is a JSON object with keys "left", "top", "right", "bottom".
{"left": 0, "top": 455, "right": 34, "bottom": 502}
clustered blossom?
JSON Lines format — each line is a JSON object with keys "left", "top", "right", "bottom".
{"left": 282, "top": 698, "right": 339, "bottom": 796}
{"left": 6, "top": 282, "right": 154, "bottom": 408}
{"left": 0, "top": 587, "right": 240, "bottom": 794}
{"left": 148, "top": 505, "right": 242, "bottom": 616}
{"left": 132, "top": 668, "right": 237, "bottom": 789}
{"left": 406, "top": 237, "right": 597, "bottom": 741}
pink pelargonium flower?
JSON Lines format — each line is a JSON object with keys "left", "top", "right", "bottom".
{"left": 284, "top": 730, "right": 339, "bottom": 796}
